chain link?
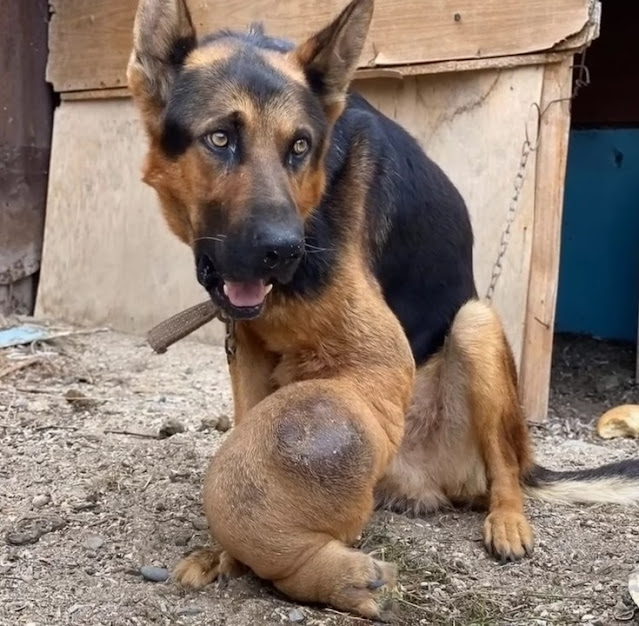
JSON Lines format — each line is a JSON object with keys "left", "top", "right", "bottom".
{"left": 485, "top": 137, "right": 533, "bottom": 302}
{"left": 223, "top": 316, "right": 236, "bottom": 362}
{"left": 484, "top": 51, "right": 589, "bottom": 303}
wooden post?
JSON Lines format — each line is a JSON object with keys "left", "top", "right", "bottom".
{"left": 0, "top": 0, "right": 54, "bottom": 315}
{"left": 520, "top": 59, "right": 573, "bottom": 422}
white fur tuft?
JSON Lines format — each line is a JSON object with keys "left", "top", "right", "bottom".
{"left": 525, "top": 477, "right": 639, "bottom": 506}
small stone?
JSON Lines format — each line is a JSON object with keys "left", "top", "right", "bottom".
{"left": 191, "top": 517, "right": 208, "bottom": 531}
{"left": 581, "top": 615, "right": 595, "bottom": 622}
{"left": 65, "top": 388, "right": 99, "bottom": 410}
{"left": 198, "top": 417, "right": 219, "bottom": 431}
{"left": 5, "top": 515, "right": 66, "bottom": 545}
{"left": 176, "top": 606, "right": 204, "bottom": 617}
{"left": 169, "top": 469, "right": 190, "bottom": 482}
{"left": 140, "top": 565, "right": 170, "bottom": 582}
{"left": 158, "top": 418, "right": 185, "bottom": 439}
{"left": 174, "top": 532, "right": 192, "bottom": 547}
{"left": 83, "top": 534, "right": 105, "bottom": 550}
{"left": 215, "top": 414, "right": 231, "bottom": 432}
{"left": 288, "top": 608, "right": 305, "bottom": 623}
{"left": 32, "top": 494, "right": 50, "bottom": 509}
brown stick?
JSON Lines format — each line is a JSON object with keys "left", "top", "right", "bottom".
{"left": 147, "top": 300, "right": 219, "bottom": 354}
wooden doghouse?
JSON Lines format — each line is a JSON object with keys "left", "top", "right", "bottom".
{"left": 37, "top": 0, "right": 601, "bottom": 421}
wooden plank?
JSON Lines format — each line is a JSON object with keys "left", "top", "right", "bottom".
{"left": 520, "top": 59, "right": 573, "bottom": 423}
{"left": 60, "top": 51, "right": 570, "bottom": 101}
{"left": 61, "top": 87, "right": 131, "bottom": 101}
{"left": 356, "top": 51, "right": 571, "bottom": 80}
{"left": 47, "top": 0, "right": 596, "bottom": 93}
{"left": 0, "top": 0, "right": 53, "bottom": 315}
{"left": 38, "top": 67, "right": 544, "bottom": 367}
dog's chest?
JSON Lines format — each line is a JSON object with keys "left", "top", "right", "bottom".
{"left": 271, "top": 346, "right": 342, "bottom": 389}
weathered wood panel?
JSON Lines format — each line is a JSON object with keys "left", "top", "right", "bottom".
{"left": 0, "top": 0, "right": 53, "bottom": 315}
{"left": 37, "top": 67, "right": 543, "bottom": 369}
{"left": 520, "top": 59, "right": 573, "bottom": 423}
{"left": 37, "top": 99, "right": 226, "bottom": 344}
{"left": 47, "top": 0, "right": 595, "bottom": 93}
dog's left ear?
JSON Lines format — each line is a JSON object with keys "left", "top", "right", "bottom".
{"left": 127, "top": 0, "right": 197, "bottom": 128}
{"left": 295, "top": 0, "right": 373, "bottom": 120}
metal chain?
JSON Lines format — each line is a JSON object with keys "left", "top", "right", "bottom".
{"left": 484, "top": 51, "right": 590, "bottom": 303}
{"left": 222, "top": 316, "right": 236, "bottom": 362}
{"left": 485, "top": 137, "right": 533, "bottom": 302}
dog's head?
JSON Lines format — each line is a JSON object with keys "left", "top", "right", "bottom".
{"left": 127, "top": 0, "right": 373, "bottom": 319}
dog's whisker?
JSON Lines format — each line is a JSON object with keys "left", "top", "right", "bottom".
{"left": 304, "top": 243, "right": 335, "bottom": 253}
{"left": 191, "top": 235, "right": 227, "bottom": 244}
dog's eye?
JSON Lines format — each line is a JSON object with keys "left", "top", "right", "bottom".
{"left": 292, "top": 138, "right": 309, "bottom": 156}
{"left": 204, "top": 131, "right": 229, "bottom": 149}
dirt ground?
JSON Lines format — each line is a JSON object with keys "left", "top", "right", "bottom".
{"left": 1, "top": 320, "right": 638, "bottom": 626}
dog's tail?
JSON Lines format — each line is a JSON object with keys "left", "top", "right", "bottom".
{"left": 523, "top": 459, "right": 639, "bottom": 505}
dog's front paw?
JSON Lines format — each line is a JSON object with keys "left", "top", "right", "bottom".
{"left": 483, "top": 510, "right": 533, "bottom": 562}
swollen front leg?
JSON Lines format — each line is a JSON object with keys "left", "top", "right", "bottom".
{"left": 201, "top": 379, "right": 404, "bottom": 617}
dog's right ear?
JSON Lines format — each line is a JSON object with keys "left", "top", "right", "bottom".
{"left": 127, "top": 0, "right": 197, "bottom": 126}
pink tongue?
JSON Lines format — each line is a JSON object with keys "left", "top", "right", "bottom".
{"left": 224, "top": 281, "right": 268, "bottom": 308}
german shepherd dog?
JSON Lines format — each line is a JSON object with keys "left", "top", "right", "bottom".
{"left": 128, "top": 0, "right": 639, "bottom": 619}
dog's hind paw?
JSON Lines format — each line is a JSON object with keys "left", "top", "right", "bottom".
{"left": 173, "top": 546, "right": 246, "bottom": 588}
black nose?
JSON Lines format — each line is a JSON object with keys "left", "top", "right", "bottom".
{"left": 194, "top": 219, "right": 304, "bottom": 287}
{"left": 261, "top": 238, "right": 303, "bottom": 271}
{"left": 250, "top": 221, "right": 304, "bottom": 279}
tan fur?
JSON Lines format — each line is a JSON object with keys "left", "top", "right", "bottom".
{"left": 228, "top": 324, "right": 277, "bottom": 425}
{"left": 525, "top": 477, "right": 639, "bottom": 506}
{"left": 377, "top": 301, "right": 534, "bottom": 560}
{"left": 172, "top": 130, "right": 414, "bottom": 617}
{"left": 128, "top": 0, "right": 542, "bottom": 618}
{"left": 176, "top": 252, "right": 415, "bottom": 619}
{"left": 185, "top": 43, "right": 235, "bottom": 68}
{"left": 596, "top": 404, "right": 639, "bottom": 439}
{"left": 172, "top": 542, "right": 247, "bottom": 587}
{"left": 263, "top": 49, "right": 308, "bottom": 84}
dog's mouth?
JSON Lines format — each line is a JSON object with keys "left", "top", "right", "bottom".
{"left": 208, "top": 278, "right": 274, "bottom": 320}
{"left": 196, "top": 253, "right": 280, "bottom": 320}
{"left": 222, "top": 280, "right": 273, "bottom": 310}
